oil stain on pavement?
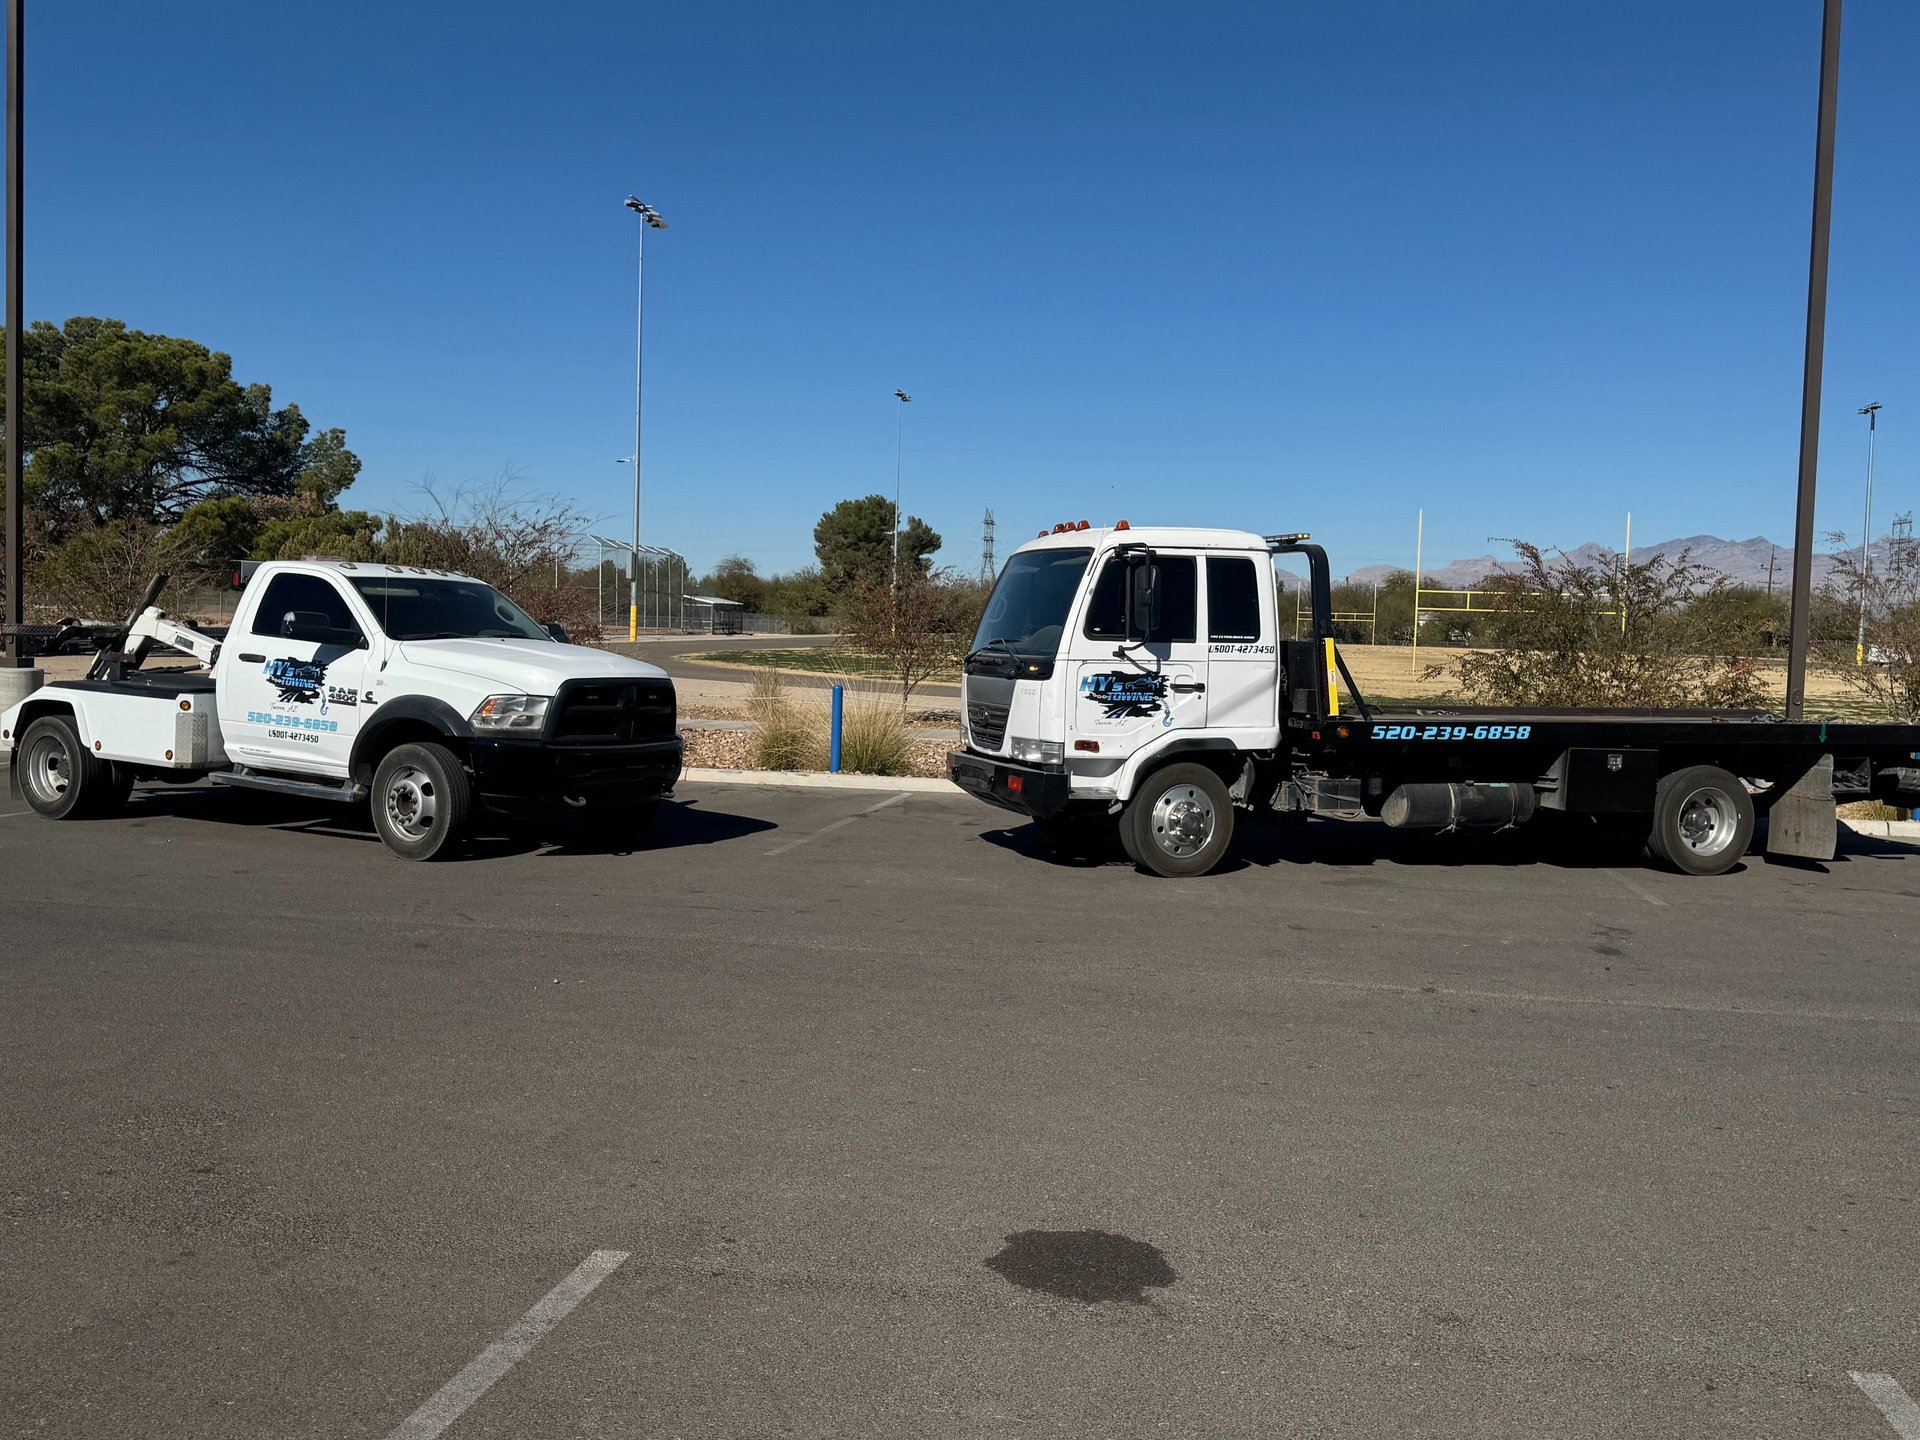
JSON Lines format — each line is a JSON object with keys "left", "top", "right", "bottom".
{"left": 984, "top": 1229, "right": 1177, "bottom": 1304}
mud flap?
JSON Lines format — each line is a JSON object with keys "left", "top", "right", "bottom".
{"left": 1765, "top": 754, "right": 1835, "bottom": 861}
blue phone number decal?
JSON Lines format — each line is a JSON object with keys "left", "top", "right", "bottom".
{"left": 247, "top": 710, "right": 340, "bottom": 733}
{"left": 1373, "top": 723, "right": 1533, "bottom": 741}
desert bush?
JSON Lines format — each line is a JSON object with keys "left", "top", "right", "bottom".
{"left": 747, "top": 673, "right": 828, "bottom": 771}
{"left": 1445, "top": 542, "right": 1769, "bottom": 710}
{"left": 836, "top": 684, "right": 913, "bottom": 775}
{"left": 1814, "top": 533, "right": 1920, "bottom": 721}
{"left": 31, "top": 518, "right": 182, "bottom": 620}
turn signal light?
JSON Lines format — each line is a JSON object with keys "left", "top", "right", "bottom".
{"left": 1074, "top": 740, "right": 1100, "bottom": 753}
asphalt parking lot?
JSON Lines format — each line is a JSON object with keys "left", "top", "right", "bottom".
{"left": 2, "top": 780, "right": 1917, "bottom": 1438}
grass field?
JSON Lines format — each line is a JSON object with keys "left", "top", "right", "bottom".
{"left": 691, "top": 643, "right": 1902, "bottom": 720}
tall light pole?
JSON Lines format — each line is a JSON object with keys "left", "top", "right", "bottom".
{"left": 623, "top": 195, "right": 666, "bottom": 640}
{"left": 3, "top": 0, "right": 24, "bottom": 671}
{"left": 890, "top": 389, "right": 911, "bottom": 602}
{"left": 1783, "top": 0, "right": 1843, "bottom": 720}
{"left": 1855, "top": 401, "right": 1882, "bottom": 664}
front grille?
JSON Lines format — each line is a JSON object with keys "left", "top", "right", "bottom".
{"left": 549, "top": 680, "right": 676, "bottom": 744}
{"left": 968, "top": 701, "right": 1009, "bottom": 750}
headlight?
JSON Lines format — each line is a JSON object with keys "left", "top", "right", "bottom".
{"left": 470, "top": 694, "right": 551, "bottom": 732}
{"left": 1009, "top": 737, "right": 1063, "bottom": 765}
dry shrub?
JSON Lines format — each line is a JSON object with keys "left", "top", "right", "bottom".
{"left": 836, "top": 683, "right": 912, "bottom": 776}
{"left": 748, "top": 673, "right": 828, "bottom": 771}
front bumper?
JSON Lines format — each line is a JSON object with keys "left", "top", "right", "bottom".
{"left": 946, "top": 749, "right": 1070, "bottom": 819}
{"left": 469, "top": 735, "right": 684, "bottom": 810}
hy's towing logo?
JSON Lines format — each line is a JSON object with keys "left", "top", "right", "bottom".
{"left": 264, "top": 657, "right": 328, "bottom": 706}
{"left": 1080, "top": 670, "right": 1169, "bottom": 721}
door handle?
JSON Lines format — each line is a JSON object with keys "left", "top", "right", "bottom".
{"left": 237, "top": 652, "right": 265, "bottom": 663}
{"left": 1171, "top": 682, "right": 1206, "bottom": 693}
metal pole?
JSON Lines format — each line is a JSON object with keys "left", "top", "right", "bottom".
{"left": 889, "top": 390, "right": 911, "bottom": 616}
{"left": 1855, "top": 403, "right": 1880, "bottom": 663}
{"left": 1784, "top": 0, "right": 1843, "bottom": 721}
{"left": 1410, "top": 508, "right": 1424, "bottom": 675}
{"left": 3, "top": 0, "right": 22, "bottom": 667}
{"left": 1620, "top": 511, "right": 1631, "bottom": 636}
{"left": 630, "top": 219, "right": 644, "bottom": 642}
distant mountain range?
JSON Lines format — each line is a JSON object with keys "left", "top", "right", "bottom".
{"left": 1328, "top": 534, "right": 1869, "bottom": 592}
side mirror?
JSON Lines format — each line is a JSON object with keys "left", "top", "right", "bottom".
{"left": 545, "top": 622, "right": 570, "bottom": 644}
{"left": 1127, "top": 560, "right": 1162, "bottom": 640}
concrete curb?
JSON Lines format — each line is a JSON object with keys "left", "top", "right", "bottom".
{"left": 679, "top": 766, "right": 959, "bottom": 793}
{"left": 1839, "top": 818, "right": 1920, "bottom": 842}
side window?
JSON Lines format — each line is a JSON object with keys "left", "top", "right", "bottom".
{"left": 1206, "top": 557, "right": 1263, "bottom": 642}
{"left": 1082, "top": 559, "right": 1127, "bottom": 639}
{"left": 250, "top": 574, "right": 363, "bottom": 642}
{"left": 1082, "top": 555, "right": 1197, "bottom": 643}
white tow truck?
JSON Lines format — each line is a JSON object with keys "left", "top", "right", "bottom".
{"left": 948, "top": 521, "right": 1920, "bottom": 878}
{"left": 1, "top": 560, "right": 683, "bottom": 858}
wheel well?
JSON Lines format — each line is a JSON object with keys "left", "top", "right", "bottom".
{"left": 352, "top": 719, "right": 466, "bottom": 784}
{"left": 1132, "top": 743, "right": 1242, "bottom": 791}
{"left": 8, "top": 697, "right": 76, "bottom": 734}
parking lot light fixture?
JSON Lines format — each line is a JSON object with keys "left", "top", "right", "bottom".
{"left": 1855, "top": 401, "right": 1881, "bottom": 664}
{"left": 623, "top": 196, "right": 667, "bottom": 641}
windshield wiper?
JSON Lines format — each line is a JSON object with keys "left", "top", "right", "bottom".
{"left": 967, "top": 637, "right": 1022, "bottom": 667}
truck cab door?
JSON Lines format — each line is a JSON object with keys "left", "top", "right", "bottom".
{"left": 1066, "top": 552, "right": 1207, "bottom": 760}
{"left": 1201, "top": 554, "right": 1278, "bottom": 734}
{"left": 222, "top": 572, "right": 377, "bottom": 777}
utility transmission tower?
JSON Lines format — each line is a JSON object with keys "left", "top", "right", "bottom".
{"left": 1894, "top": 512, "right": 1914, "bottom": 544}
{"left": 980, "top": 508, "right": 996, "bottom": 583}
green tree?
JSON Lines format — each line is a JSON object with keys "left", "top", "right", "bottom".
{"left": 1, "top": 317, "right": 361, "bottom": 533}
{"left": 812, "top": 494, "right": 939, "bottom": 592}
{"left": 700, "top": 554, "right": 767, "bottom": 611}
{"left": 253, "top": 509, "right": 385, "bottom": 562}
{"left": 167, "top": 496, "right": 264, "bottom": 586}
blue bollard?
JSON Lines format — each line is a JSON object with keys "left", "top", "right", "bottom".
{"left": 829, "top": 684, "right": 844, "bottom": 772}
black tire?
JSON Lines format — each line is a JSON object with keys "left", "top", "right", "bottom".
{"left": 1035, "top": 812, "right": 1118, "bottom": 862}
{"left": 16, "top": 715, "right": 115, "bottom": 819}
{"left": 1121, "top": 762, "right": 1235, "bottom": 878}
{"left": 1647, "top": 765, "right": 1754, "bottom": 876}
{"left": 98, "top": 762, "right": 136, "bottom": 815}
{"left": 369, "top": 741, "right": 472, "bottom": 860}
{"left": 581, "top": 799, "right": 662, "bottom": 848}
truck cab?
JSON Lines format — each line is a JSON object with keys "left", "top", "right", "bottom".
{"left": 3, "top": 560, "right": 682, "bottom": 858}
{"left": 949, "top": 523, "right": 1288, "bottom": 868}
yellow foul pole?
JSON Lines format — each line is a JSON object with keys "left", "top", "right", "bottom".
{"left": 1411, "top": 508, "right": 1424, "bottom": 675}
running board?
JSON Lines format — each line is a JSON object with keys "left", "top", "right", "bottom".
{"left": 212, "top": 767, "right": 368, "bottom": 804}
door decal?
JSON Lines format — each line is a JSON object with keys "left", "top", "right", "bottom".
{"left": 1079, "top": 670, "right": 1169, "bottom": 723}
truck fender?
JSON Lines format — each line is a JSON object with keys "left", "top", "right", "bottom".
{"left": 4, "top": 695, "right": 90, "bottom": 801}
{"left": 1112, "top": 734, "right": 1241, "bottom": 803}
{"left": 349, "top": 696, "right": 471, "bottom": 784}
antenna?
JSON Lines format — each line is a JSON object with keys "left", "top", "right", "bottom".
{"left": 981, "top": 508, "right": 996, "bottom": 583}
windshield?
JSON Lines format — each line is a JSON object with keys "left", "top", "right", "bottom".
{"left": 970, "top": 547, "right": 1093, "bottom": 659}
{"left": 348, "top": 577, "right": 551, "bottom": 642}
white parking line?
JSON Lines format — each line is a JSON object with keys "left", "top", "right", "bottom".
{"left": 383, "top": 1249, "right": 630, "bottom": 1440}
{"left": 765, "top": 791, "right": 909, "bottom": 855}
{"left": 1852, "top": 1373, "right": 1920, "bottom": 1439}
{"left": 1597, "top": 868, "right": 1669, "bottom": 908}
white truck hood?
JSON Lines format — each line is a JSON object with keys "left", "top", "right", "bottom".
{"left": 395, "top": 639, "right": 671, "bottom": 695}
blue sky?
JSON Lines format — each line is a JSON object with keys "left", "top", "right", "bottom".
{"left": 21, "top": 1, "right": 1918, "bottom": 577}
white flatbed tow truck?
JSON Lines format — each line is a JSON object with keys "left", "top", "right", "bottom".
{"left": 2, "top": 560, "right": 682, "bottom": 858}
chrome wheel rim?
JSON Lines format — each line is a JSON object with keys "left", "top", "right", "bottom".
{"left": 1149, "top": 783, "right": 1216, "bottom": 859}
{"left": 384, "top": 764, "right": 438, "bottom": 841}
{"left": 1676, "top": 786, "right": 1738, "bottom": 857}
{"left": 22, "top": 731, "right": 74, "bottom": 808}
